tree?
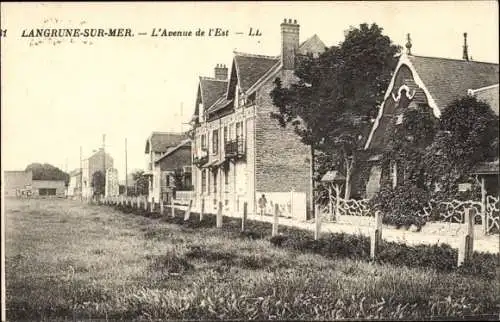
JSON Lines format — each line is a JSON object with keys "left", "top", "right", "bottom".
{"left": 423, "top": 96, "right": 499, "bottom": 199}
{"left": 271, "top": 23, "right": 401, "bottom": 199}
{"left": 91, "top": 171, "right": 105, "bottom": 196}
{"left": 25, "top": 163, "right": 70, "bottom": 186}
{"left": 132, "top": 170, "right": 149, "bottom": 196}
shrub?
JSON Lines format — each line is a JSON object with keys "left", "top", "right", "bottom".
{"left": 370, "top": 184, "right": 428, "bottom": 230}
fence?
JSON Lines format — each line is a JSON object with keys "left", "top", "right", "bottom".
{"left": 318, "top": 195, "right": 499, "bottom": 235}
{"left": 256, "top": 191, "right": 307, "bottom": 221}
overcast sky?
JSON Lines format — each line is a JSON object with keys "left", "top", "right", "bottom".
{"left": 1, "top": 1, "right": 498, "bottom": 180}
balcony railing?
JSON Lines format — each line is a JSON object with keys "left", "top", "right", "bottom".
{"left": 224, "top": 137, "right": 246, "bottom": 160}
{"left": 193, "top": 149, "right": 209, "bottom": 167}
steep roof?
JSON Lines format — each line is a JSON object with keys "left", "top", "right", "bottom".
{"left": 199, "top": 77, "right": 228, "bottom": 112}
{"left": 298, "top": 34, "right": 327, "bottom": 57}
{"left": 145, "top": 132, "right": 187, "bottom": 154}
{"left": 233, "top": 53, "right": 280, "bottom": 93}
{"left": 155, "top": 139, "right": 191, "bottom": 163}
{"left": 471, "top": 84, "right": 499, "bottom": 116}
{"left": 364, "top": 53, "right": 499, "bottom": 150}
{"left": 407, "top": 55, "right": 499, "bottom": 110}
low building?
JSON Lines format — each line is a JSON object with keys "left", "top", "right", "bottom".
{"left": 153, "top": 139, "right": 193, "bottom": 203}
{"left": 144, "top": 132, "right": 187, "bottom": 202}
{"left": 4, "top": 170, "right": 33, "bottom": 197}
{"left": 82, "top": 148, "right": 114, "bottom": 198}
{"left": 31, "top": 180, "right": 66, "bottom": 197}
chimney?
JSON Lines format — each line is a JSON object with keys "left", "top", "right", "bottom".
{"left": 281, "top": 18, "right": 300, "bottom": 70}
{"left": 214, "top": 64, "right": 228, "bottom": 80}
{"left": 463, "top": 32, "right": 469, "bottom": 61}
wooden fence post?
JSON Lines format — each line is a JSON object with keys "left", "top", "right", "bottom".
{"left": 458, "top": 208, "right": 474, "bottom": 267}
{"left": 200, "top": 198, "right": 205, "bottom": 222}
{"left": 184, "top": 200, "right": 193, "bottom": 221}
{"left": 160, "top": 198, "right": 164, "bottom": 215}
{"left": 370, "top": 211, "right": 383, "bottom": 261}
{"left": 216, "top": 201, "right": 223, "bottom": 228}
{"left": 241, "top": 202, "right": 248, "bottom": 232}
{"left": 314, "top": 204, "right": 321, "bottom": 240}
{"left": 272, "top": 204, "right": 279, "bottom": 237}
{"left": 171, "top": 197, "right": 175, "bottom": 218}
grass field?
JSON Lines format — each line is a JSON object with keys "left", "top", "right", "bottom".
{"left": 5, "top": 198, "right": 500, "bottom": 320}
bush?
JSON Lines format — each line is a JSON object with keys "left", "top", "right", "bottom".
{"left": 370, "top": 184, "right": 428, "bottom": 230}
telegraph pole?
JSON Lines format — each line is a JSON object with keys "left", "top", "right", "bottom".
{"left": 125, "top": 137, "right": 128, "bottom": 196}
{"left": 80, "top": 146, "right": 83, "bottom": 201}
{"left": 103, "top": 134, "right": 106, "bottom": 197}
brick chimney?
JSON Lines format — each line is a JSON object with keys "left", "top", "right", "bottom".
{"left": 281, "top": 18, "right": 300, "bottom": 70}
{"left": 462, "top": 32, "right": 469, "bottom": 61}
{"left": 214, "top": 64, "right": 228, "bottom": 80}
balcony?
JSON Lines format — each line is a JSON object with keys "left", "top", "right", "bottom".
{"left": 193, "top": 149, "right": 209, "bottom": 167}
{"left": 224, "top": 137, "right": 246, "bottom": 160}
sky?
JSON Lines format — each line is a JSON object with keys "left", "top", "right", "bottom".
{"left": 1, "top": 1, "right": 498, "bottom": 181}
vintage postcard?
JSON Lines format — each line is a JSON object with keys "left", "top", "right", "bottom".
{"left": 1, "top": 1, "right": 499, "bottom": 321}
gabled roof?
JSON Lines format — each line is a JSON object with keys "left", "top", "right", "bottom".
{"left": 407, "top": 55, "right": 499, "bottom": 111}
{"left": 145, "top": 132, "right": 187, "bottom": 154}
{"left": 199, "top": 77, "right": 228, "bottom": 112}
{"left": 298, "top": 34, "right": 327, "bottom": 57}
{"left": 364, "top": 53, "right": 499, "bottom": 150}
{"left": 232, "top": 53, "right": 280, "bottom": 93}
{"left": 154, "top": 139, "right": 191, "bottom": 164}
{"left": 470, "top": 84, "right": 499, "bottom": 116}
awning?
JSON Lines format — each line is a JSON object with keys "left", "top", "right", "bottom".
{"left": 214, "top": 159, "right": 228, "bottom": 167}
{"left": 202, "top": 159, "right": 219, "bottom": 168}
{"left": 321, "top": 170, "right": 346, "bottom": 183}
{"left": 470, "top": 160, "right": 499, "bottom": 175}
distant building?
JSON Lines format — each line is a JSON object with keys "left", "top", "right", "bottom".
{"left": 153, "top": 139, "right": 192, "bottom": 203}
{"left": 67, "top": 169, "right": 82, "bottom": 197}
{"left": 4, "top": 170, "right": 32, "bottom": 197}
{"left": 4, "top": 170, "right": 65, "bottom": 198}
{"left": 81, "top": 148, "right": 114, "bottom": 198}
{"left": 144, "top": 132, "right": 187, "bottom": 202}
{"left": 105, "top": 168, "right": 119, "bottom": 197}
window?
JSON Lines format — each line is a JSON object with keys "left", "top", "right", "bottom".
{"left": 201, "top": 170, "right": 207, "bottom": 194}
{"left": 212, "top": 129, "right": 219, "bottom": 154}
{"left": 201, "top": 134, "right": 207, "bottom": 151}
{"left": 223, "top": 126, "right": 228, "bottom": 144}
{"left": 213, "top": 171, "right": 218, "bottom": 193}
{"left": 224, "top": 166, "right": 229, "bottom": 185}
{"left": 236, "top": 121, "right": 243, "bottom": 139}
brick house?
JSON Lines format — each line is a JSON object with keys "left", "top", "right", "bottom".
{"left": 153, "top": 139, "right": 193, "bottom": 203}
{"left": 144, "top": 131, "right": 187, "bottom": 202}
{"left": 190, "top": 19, "right": 326, "bottom": 219}
{"left": 361, "top": 36, "right": 499, "bottom": 198}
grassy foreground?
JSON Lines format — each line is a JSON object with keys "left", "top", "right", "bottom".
{"left": 5, "top": 198, "right": 500, "bottom": 320}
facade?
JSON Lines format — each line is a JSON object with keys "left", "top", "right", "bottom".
{"left": 67, "top": 169, "right": 82, "bottom": 197}
{"left": 105, "top": 167, "right": 120, "bottom": 197}
{"left": 4, "top": 170, "right": 33, "bottom": 197}
{"left": 153, "top": 139, "right": 193, "bottom": 203}
{"left": 4, "top": 170, "right": 65, "bottom": 197}
{"left": 191, "top": 19, "right": 326, "bottom": 219}
{"left": 31, "top": 180, "right": 66, "bottom": 197}
{"left": 81, "top": 148, "right": 114, "bottom": 198}
{"left": 361, "top": 38, "right": 499, "bottom": 198}
{"left": 144, "top": 132, "right": 187, "bottom": 202}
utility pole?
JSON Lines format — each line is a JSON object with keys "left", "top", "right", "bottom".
{"left": 80, "top": 146, "right": 83, "bottom": 201}
{"left": 103, "top": 134, "right": 106, "bottom": 197}
{"left": 125, "top": 137, "right": 128, "bottom": 196}
{"left": 180, "top": 102, "right": 184, "bottom": 133}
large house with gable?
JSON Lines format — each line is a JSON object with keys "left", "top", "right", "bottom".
{"left": 190, "top": 19, "right": 326, "bottom": 219}
{"left": 361, "top": 34, "right": 499, "bottom": 198}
